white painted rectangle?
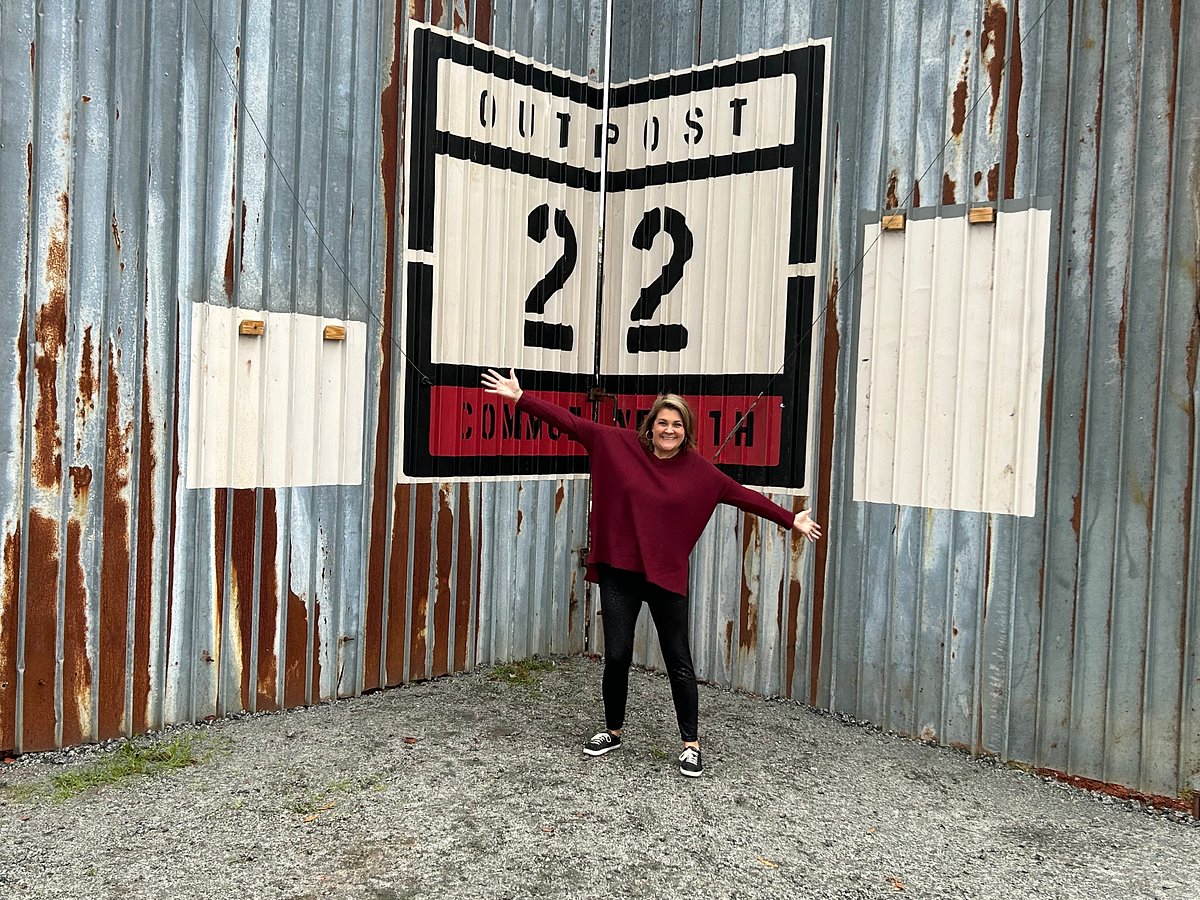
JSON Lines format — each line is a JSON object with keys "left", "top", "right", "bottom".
{"left": 186, "top": 303, "right": 367, "bottom": 488}
{"left": 430, "top": 157, "right": 599, "bottom": 372}
{"left": 853, "top": 209, "right": 1051, "bottom": 517}
{"left": 598, "top": 169, "right": 795, "bottom": 375}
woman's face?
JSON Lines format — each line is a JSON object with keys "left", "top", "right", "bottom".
{"left": 651, "top": 408, "right": 686, "bottom": 458}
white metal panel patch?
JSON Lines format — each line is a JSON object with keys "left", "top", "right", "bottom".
{"left": 853, "top": 209, "right": 1051, "bottom": 517}
{"left": 185, "top": 304, "right": 367, "bottom": 489}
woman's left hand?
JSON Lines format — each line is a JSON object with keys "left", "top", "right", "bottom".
{"left": 792, "top": 510, "right": 822, "bottom": 542}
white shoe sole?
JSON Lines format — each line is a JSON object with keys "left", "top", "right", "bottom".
{"left": 583, "top": 743, "right": 620, "bottom": 757}
{"left": 679, "top": 767, "right": 703, "bottom": 777}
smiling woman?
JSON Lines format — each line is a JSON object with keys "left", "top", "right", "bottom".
{"left": 480, "top": 368, "right": 822, "bottom": 778}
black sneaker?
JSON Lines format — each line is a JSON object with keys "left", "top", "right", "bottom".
{"left": 583, "top": 731, "right": 622, "bottom": 756}
{"left": 678, "top": 746, "right": 703, "bottom": 777}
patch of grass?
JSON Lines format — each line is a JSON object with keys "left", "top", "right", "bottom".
{"left": 488, "top": 658, "right": 556, "bottom": 687}
{"left": 0, "top": 781, "right": 40, "bottom": 803}
{"left": 648, "top": 746, "right": 669, "bottom": 761}
{"left": 2, "top": 736, "right": 210, "bottom": 804}
{"left": 47, "top": 736, "right": 202, "bottom": 801}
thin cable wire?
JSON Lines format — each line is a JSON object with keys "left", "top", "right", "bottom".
{"left": 711, "top": 0, "right": 1064, "bottom": 463}
{"left": 189, "top": 0, "right": 433, "bottom": 384}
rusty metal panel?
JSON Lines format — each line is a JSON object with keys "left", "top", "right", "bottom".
{"left": 813, "top": 0, "right": 1200, "bottom": 807}
{"left": 4, "top": 0, "right": 1198, "bottom": 813}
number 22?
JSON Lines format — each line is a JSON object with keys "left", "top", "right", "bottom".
{"left": 520, "top": 204, "right": 694, "bottom": 354}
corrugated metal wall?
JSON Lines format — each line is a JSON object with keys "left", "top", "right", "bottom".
{"left": 817, "top": 0, "right": 1199, "bottom": 805}
{"left": 2, "top": 0, "right": 1196, "bottom": 804}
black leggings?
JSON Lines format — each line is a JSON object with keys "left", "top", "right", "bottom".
{"left": 598, "top": 565, "right": 699, "bottom": 743}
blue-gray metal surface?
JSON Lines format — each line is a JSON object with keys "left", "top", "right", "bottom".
{"left": 1, "top": 0, "right": 1196, "bottom": 806}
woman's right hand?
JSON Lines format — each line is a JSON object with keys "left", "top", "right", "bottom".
{"left": 481, "top": 368, "right": 523, "bottom": 402}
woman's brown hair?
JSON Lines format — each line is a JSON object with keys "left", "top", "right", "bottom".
{"left": 637, "top": 394, "right": 698, "bottom": 454}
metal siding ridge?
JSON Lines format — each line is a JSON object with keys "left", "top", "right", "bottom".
{"left": 1071, "top": 0, "right": 1135, "bottom": 785}
{"left": 0, "top": 0, "right": 35, "bottom": 759}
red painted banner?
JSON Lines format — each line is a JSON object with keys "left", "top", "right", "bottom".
{"left": 428, "top": 388, "right": 782, "bottom": 467}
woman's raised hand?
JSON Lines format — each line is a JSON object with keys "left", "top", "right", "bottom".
{"left": 792, "top": 509, "right": 822, "bottom": 542}
{"left": 481, "top": 368, "right": 523, "bottom": 402}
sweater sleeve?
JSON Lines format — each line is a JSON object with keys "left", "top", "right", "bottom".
{"left": 516, "top": 393, "right": 600, "bottom": 449}
{"left": 717, "top": 474, "right": 797, "bottom": 531}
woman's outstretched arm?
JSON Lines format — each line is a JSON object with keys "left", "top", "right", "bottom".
{"left": 719, "top": 476, "right": 823, "bottom": 543}
{"left": 480, "top": 368, "right": 599, "bottom": 446}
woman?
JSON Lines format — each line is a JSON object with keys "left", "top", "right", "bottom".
{"left": 481, "top": 369, "right": 822, "bottom": 778}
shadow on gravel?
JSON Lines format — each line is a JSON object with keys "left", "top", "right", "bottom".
{"left": 0, "top": 656, "right": 1196, "bottom": 900}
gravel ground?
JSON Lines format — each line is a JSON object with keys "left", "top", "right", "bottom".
{"left": 0, "top": 655, "right": 1196, "bottom": 900}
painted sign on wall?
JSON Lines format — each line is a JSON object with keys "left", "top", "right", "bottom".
{"left": 401, "top": 25, "right": 828, "bottom": 489}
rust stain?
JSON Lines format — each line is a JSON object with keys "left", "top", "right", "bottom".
{"left": 885, "top": 170, "right": 900, "bottom": 210}
{"left": 110, "top": 212, "right": 120, "bottom": 254}
{"left": 474, "top": 0, "right": 492, "bottom": 43}
{"left": 1003, "top": 0, "right": 1023, "bottom": 199}
{"left": 365, "top": 0, "right": 405, "bottom": 694}
{"left": 738, "top": 516, "right": 759, "bottom": 654}
{"left": 409, "top": 484, "right": 435, "bottom": 680}
{"left": 229, "top": 489, "right": 258, "bottom": 712}
{"left": 77, "top": 325, "right": 96, "bottom": 414}
{"left": 453, "top": 483, "right": 472, "bottom": 672}
{"left": 214, "top": 490, "right": 229, "bottom": 707}
{"left": 431, "top": 0, "right": 445, "bottom": 26}
{"left": 974, "top": 170, "right": 983, "bottom": 187}
{"left": 516, "top": 507, "right": 523, "bottom": 534}
{"left": 164, "top": 318, "right": 182, "bottom": 689}
{"left": 131, "top": 338, "right": 157, "bottom": 733}
{"left": 981, "top": 0, "right": 1009, "bottom": 132}
{"left": 0, "top": 528, "right": 22, "bottom": 752}
{"left": 34, "top": 193, "right": 70, "bottom": 490}
{"left": 723, "top": 620, "right": 734, "bottom": 670}
{"left": 310, "top": 583, "right": 322, "bottom": 703}
{"left": 17, "top": 305, "right": 27, "bottom": 420}
{"left": 256, "top": 489, "right": 280, "bottom": 711}
{"left": 240, "top": 201, "right": 247, "bottom": 273}
{"left": 783, "top": 498, "right": 802, "bottom": 694}
{"left": 1166, "top": 1, "right": 1180, "bottom": 143}
{"left": 912, "top": 179, "right": 921, "bottom": 208}
{"left": 987, "top": 163, "right": 1000, "bottom": 201}
{"left": 98, "top": 346, "right": 132, "bottom": 740}
{"left": 283, "top": 587, "right": 309, "bottom": 709}
{"left": 806, "top": 263, "right": 840, "bottom": 704}
{"left": 223, "top": 223, "right": 235, "bottom": 299}
{"left": 385, "top": 484, "right": 413, "bottom": 685}
{"left": 432, "top": 486, "right": 454, "bottom": 677}
{"left": 1032, "top": 765, "right": 1189, "bottom": 813}
{"left": 1117, "top": 304, "right": 1128, "bottom": 363}
{"left": 951, "top": 53, "right": 970, "bottom": 138}
{"left": 62, "top": 517, "right": 90, "bottom": 747}
{"left": 554, "top": 483, "right": 564, "bottom": 514}
{"left": 68, "top": 465, "right": 92, "bottom": 500}
{"left": 23, "top": 512, "right": 60, "bottom": 750}
{"left": 942, "top": 173, "right": 957, "bottom": 205}
{"left": 1179, "top": 280, "right": 1198, "bottom": 682}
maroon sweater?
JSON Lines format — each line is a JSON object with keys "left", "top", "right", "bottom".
{"left": 517, "top": 393, "right": 797, "bottom": 595}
